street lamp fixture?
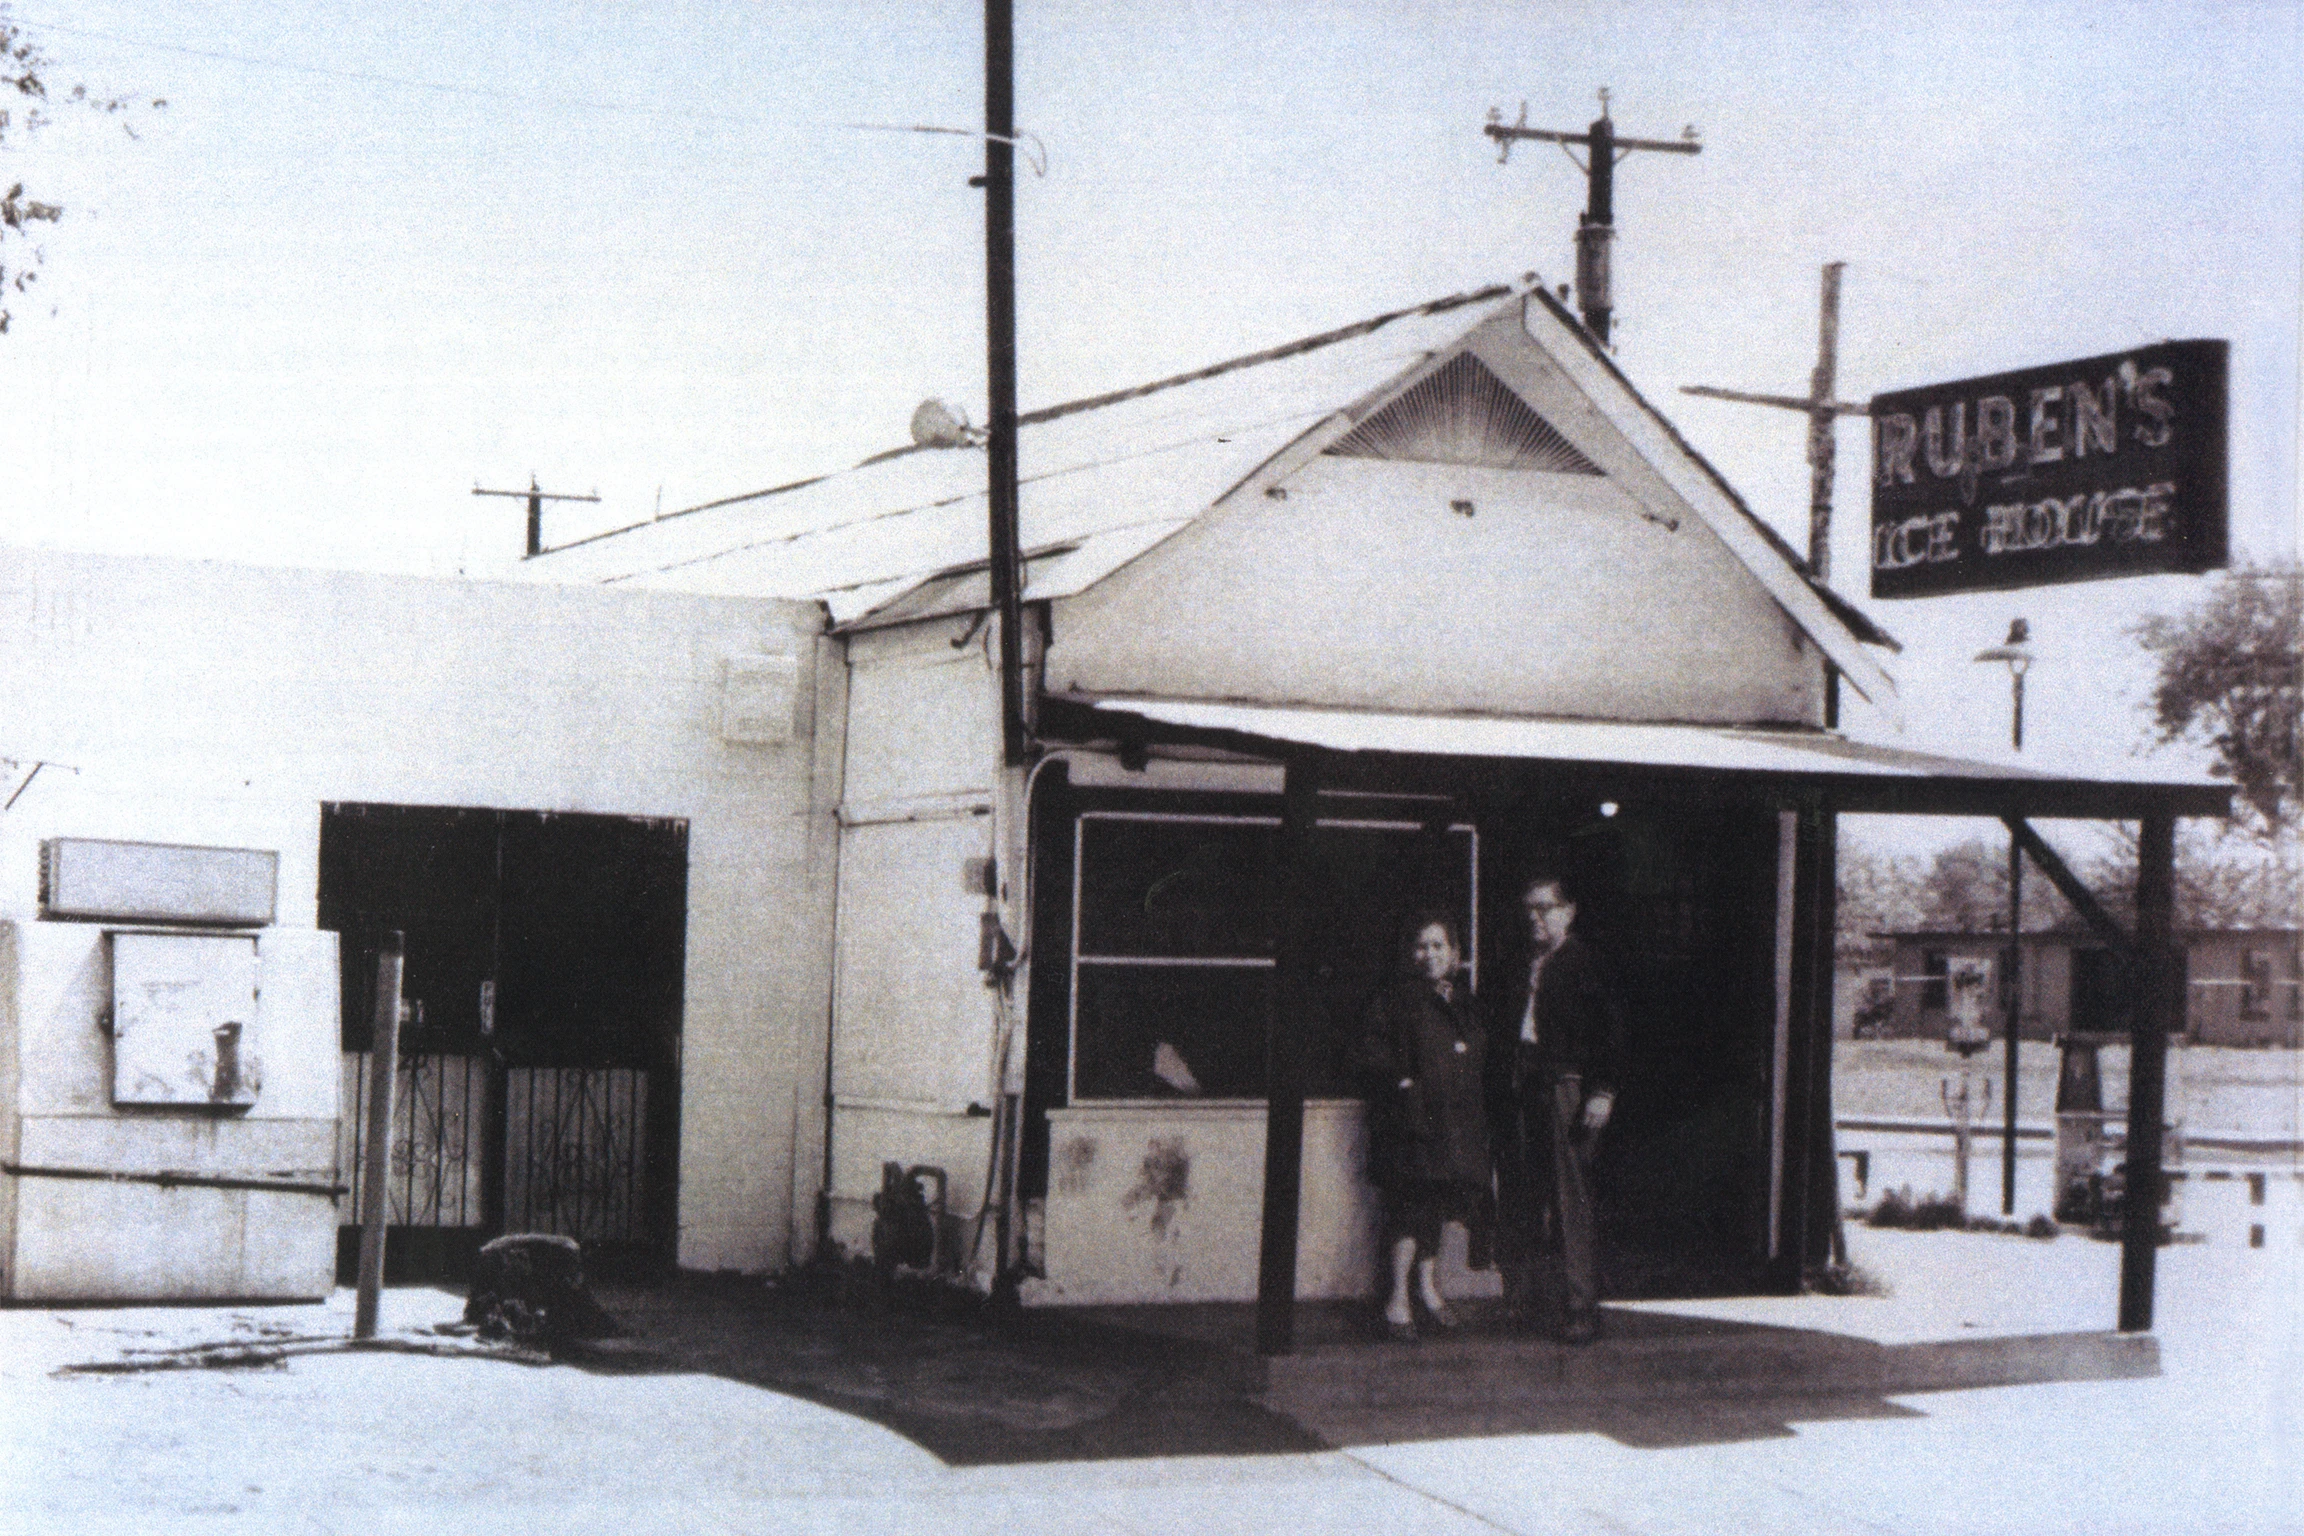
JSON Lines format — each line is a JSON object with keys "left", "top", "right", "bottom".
{"left": 1973, "top": 617, "right": 2036, "bottom": 1215}
{"left": 1974, "top": 618, "right": 2035, "bottom": 752}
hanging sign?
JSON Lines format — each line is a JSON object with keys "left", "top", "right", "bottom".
{"left": 1868, "top": 339, "right": 2227, "bottom": 598}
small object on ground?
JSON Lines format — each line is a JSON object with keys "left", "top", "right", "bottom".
{"left": 463, "top": 1234, "right": 623, "bottom": 1345}
{"left": 870, "top": 1162, "right": 944, "bottom": 1278}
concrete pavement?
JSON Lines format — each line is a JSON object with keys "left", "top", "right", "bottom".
{"left": 3, "top": 1219, "right": 2296, "bottom": 1535}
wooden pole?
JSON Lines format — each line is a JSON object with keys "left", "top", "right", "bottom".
{"left": 2119, "top": 812, "right": 2176, "bottom": 1332}
{"left": 353, "top": 930, "right": 406, "bottom": 1340}
{"left": 1805, "top": 262, "right": 1844, "bottom": 582}
{"left": 1781, "top": 795, "right": 1841, "bottom": 1281}
{"left": 983, "top": 0, "right": 1026, "bottom": 766}
{"left": 1255, "top": 752, "right": 1321, "bottom": 1355}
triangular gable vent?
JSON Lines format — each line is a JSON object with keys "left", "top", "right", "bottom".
{"left": 1325, "top": 351, "right": 1603, "bottom": 475}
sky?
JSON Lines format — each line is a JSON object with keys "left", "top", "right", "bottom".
{"left": 1, "top": 0, "right": 2297, "bottom": 819}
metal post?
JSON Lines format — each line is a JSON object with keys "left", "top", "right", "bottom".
{"left": 353, "top": 931, "right": 406, "bottom": 1340}
{"left": 2119, "top": 812, "right": 2176, "bottom": 1332}
{"left": 2003, "top": 838, "right": 2023, "bottom": 1214}
{"left": 2011, "top": 669, "right": 2026, "bottom": 752}
{"left": 984, "top": 0, "right": 1027, "bottom": 767}
{"left": 1255, "top": 753, "right": 1321, "bottom": 1354}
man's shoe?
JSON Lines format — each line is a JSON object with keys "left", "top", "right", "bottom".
{"left": 1560, "top": 1309, "right": 1601, "bottom": 1345}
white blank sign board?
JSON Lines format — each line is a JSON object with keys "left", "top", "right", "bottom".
{"left": 111, "top": 932, "right": 262, "bottom": 1106}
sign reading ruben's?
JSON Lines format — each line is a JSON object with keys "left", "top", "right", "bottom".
{"left": 1868, "top": 340, "right": 2227, "bottom": 598}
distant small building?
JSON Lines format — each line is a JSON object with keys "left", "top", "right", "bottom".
{"left": 1863, "top": 928, "right": 2302, "bottom": 1047}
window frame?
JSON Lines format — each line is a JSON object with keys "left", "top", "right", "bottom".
{"left": 1066, "top": 808, "right": 1479, "bottom": 1105}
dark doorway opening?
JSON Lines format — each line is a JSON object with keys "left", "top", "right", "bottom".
{"left": 1480, "top": 789, "right": 1781, "bottom": 1297}
{"left": 320, "top": 803, "right": 688, "bottom": 1284}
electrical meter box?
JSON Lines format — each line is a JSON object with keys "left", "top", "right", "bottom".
{"left": 110, "top": 932, "right": 263, "bottom": 1107}
{"left": 0, "top": 919, "right": 341, "bottom": 1302}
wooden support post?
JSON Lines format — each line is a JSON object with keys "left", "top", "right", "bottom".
{"left": 353, "top": 930, "right": 406, "bottom": 1341}
{"left": 1255, "top": 752, "right": 1321, "bottom": 1355}
{"left": 1781, "top": 797, "right": 1841, "bottom": 1281}
{"left": 2119, "top": 812, "right": 2177, "bottom": 1332}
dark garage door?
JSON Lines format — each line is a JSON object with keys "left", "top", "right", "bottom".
{"left": 321, "top": 803, "right": 688, "bottom": 1282}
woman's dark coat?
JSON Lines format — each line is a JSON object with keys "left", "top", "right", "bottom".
{"left": 1353, "top": 976, "right": 1491, "bottom": 1189}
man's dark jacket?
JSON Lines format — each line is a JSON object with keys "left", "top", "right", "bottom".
{"left": 1485, "top": 933, "right": 1626, "bottom": 1109}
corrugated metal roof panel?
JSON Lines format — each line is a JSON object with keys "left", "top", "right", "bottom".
{"left": 834, "top": 519, "right": 1194, "bottom": 631}
{"left": 1073, "top": 696, "right": 2224, "bottom": 797}
{"left": 527, "top": 287, "right": 1518, "bottom": 598}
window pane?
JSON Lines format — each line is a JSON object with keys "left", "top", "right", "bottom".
{"left": 1073, "top": 963, "right": 1273, "bottom": 1099}
{"left": 1077, "top": 817, "right": 1276, "bottom": 959}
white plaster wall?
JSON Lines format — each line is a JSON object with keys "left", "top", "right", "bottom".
{"left": 0, "top": 547, "right": 835, "bottom": 1275}
{"left": 1033, "top": 1100, "right": 1500, "bottom": 1304}
{"left": 1047, "top": 452, "right": 1822, "bottom": 724}
{"left": 0, "top": 921, "right": 342, "bottom": 1299}
{"left": 823, "top": 617, "right": 1004, "bottom": 1259}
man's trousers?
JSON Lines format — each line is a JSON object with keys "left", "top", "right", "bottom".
{"left": 1497, "top": 1073, "right": 1599, "bottom": 1320}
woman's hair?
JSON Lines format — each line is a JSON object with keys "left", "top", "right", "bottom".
{"left": 1399, "top": 909, "right": 1464, "bottom": 960}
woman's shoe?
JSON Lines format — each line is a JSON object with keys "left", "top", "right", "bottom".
{"left": 1383, "top": 1308, "right": 1418, "bottom": 1343}
{"left": 1421, "top": 1299, "right": 1461, "bottom": 1333}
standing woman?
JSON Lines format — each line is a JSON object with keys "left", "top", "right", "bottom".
{"left": 1354, "top": 913, "right": 1488, "bottom": 1341}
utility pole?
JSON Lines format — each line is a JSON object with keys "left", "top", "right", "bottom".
{"left": 1682, "top": 263, "right": 1868, "bottom": 724}
{"left": 981, "top": 0, "right": 1026, "bottom": 767}
{"left": 1682, "top": 263, "right": 1868, "bottom": 582}
{"left": 472, "top": 477, "right": 602, "bottom": 559}
{"left": 1485, "top": 88, "right": 1701, "bottom": 347}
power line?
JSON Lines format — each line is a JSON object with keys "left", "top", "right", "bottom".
{"left": 12, "top": 11, "right": 1046, "bottom": 167}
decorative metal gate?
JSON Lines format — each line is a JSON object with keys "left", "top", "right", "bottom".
{"left": 323, "top": 804, "right": 686, "bottom": 1280}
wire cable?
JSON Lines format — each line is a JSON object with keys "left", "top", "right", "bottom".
{"left": 13, "top": 13, "right": 1046, "bottom": 169}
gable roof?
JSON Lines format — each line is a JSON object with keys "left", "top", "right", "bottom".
{"left": 527, "top": 278, "right": 1898, "bottom": 688}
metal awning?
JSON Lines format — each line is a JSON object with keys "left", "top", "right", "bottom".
{"left": 1051, "top": 695, "right": 2232, "bottom": 820}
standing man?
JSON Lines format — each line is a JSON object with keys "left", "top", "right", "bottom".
{"left": 1491, "top": 869, "right": 1625, "bottom": 1343}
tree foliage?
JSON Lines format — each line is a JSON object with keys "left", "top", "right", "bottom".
{"left": 2134, "top": 564, "right": 2303, "bottom": 831}
{"left": 1842, "top": 824, "right": 2297, "bottom": 947}
{"left": 1913, "top": 837, "right": 2076, "bottom": 934}
{"left": 1835, "top": 843, "right": 1927, "bottom": 961}
{"left": 2083, "top": 823, "right": 2302, "bottom": 932}
{"left": 0, "top": 7, "right": 162, "bottom": 331}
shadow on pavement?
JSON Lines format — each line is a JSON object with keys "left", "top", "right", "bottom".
{"left": 542, "top": 1271, "right": 2109, "bottom": 1467}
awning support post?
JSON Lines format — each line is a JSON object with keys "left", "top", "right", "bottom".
{"left": 1781, "top": 795, "right": 1841, "bottom": 1282}
{"left": 1255, "top": 750, "right": 1321, "bottom": 1356}
{"left": 2119, "top": 811, "right": 2177, "bottom": 1333}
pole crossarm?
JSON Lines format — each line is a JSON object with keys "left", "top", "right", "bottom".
{"left": 1483, "top": 123, "right": 1701, "bottom": 156}
{"left": 1680, "top": 384, "right": 1869, "bottom": 416}
{"left": 475, "top": 478, "right": 603, "bottom": 559}
{"left": 2005, "top": 817, "right": 2132, "bottom": 956}
{"left": 1484, "top": 95, "right": 1701, "bottom": 347}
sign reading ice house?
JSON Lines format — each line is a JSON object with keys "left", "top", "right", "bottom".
{"left": 1868, "top": 339, "right": 2227, "bottom": 598}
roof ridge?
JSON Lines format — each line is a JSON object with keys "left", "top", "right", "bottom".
{"left": 622, "top": 282, "right": 1525, "bottom": 521}
{"left": 1016, "top": 281, "right": 1518, "bottom": 429}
